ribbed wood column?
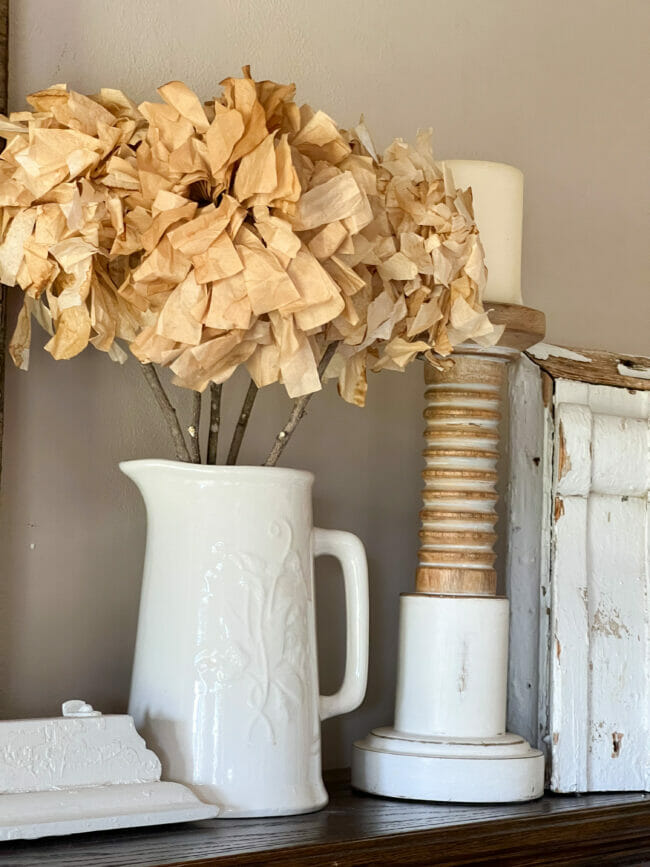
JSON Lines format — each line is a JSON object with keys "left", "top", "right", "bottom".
{"left": 416, "top": 347, "right": 517, "bottom": 595}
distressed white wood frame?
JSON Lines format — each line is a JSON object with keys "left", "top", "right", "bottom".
{"left": 506, "top": 353, "right": 650, "bottom": 793}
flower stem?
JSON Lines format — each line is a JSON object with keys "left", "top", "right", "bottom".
{"left": 226, "top": 378, "right": 258, "bottom": 465}
{"left": 207, "top": 382, "right": 222, "bottom": 464}
{"left": 140, "top": 363, "right": 192, "bottom": 463}
{"left": 264, "top": 342, "right": 339, "bottom": 467}
{"left": 188, "top": 391, "right": 202, "bottom": 463}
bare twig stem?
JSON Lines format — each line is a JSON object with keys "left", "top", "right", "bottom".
{"left": 140, "top": 363, "right": 192, "bottom": 463}
{"left": 264, "top": 341, "right": 339, "bottom": 468}
{"left": 206, "top": 382, "right": 222, "bottom": 464}
{"left": 188, "top": 391, "right": 202, "bottom": 463}
{"left": 226, "top": 378, "right": 258, "bottom": 465}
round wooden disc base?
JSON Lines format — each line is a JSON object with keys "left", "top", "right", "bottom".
{"left": 351, "top": 728, "right": 544, "bottom": 803}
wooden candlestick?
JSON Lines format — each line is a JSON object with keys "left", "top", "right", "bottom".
{"left": 416, "top": 303, "right": 545, "bottom": 596}
{"left": 352, "top": 308, "right": 547, "bottom": 804}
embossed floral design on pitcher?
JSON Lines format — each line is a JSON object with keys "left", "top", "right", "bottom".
{"left": 194, "top": 521, "right": 312, "bottom": 746}
{"left": 122, "top": 461, "right": 368, "bottom": 817}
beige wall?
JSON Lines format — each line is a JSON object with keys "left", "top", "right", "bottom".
{"left": 1, "top": 0, "right": 648, "bottom": 768}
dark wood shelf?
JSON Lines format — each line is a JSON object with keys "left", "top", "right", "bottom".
{"left": 1, "top": 777, "right": 649, "bottom": 866}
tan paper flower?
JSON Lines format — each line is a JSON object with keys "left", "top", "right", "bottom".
{"left": 108, "top": 70, "right": 376, "bottom": 398}
{"left": 0, "top": 83, "right": 147, "bottom": 367}
{"left": 326, "top": 127, "right": 502, "bottom": 405}
{"left": 0, "top": 70, "right": 499, "bottom": 413}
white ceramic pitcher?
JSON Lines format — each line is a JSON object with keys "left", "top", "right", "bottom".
{"left": 121, "top": 460, "right": 369, "bottom": 817}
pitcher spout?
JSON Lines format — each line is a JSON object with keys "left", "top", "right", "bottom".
{"left": 120, "top": 458, "right": 178, "bottom": 491}
{"left": 119, "top": 459, "right": 199, "bottom": 509}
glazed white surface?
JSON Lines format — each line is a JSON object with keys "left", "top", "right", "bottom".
{"left": 123, "top": 462, "right": 368, "bottom": 816}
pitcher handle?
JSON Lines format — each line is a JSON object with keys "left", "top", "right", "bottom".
{"left": 313, "top": 528, "right": 369, "bottom": 721}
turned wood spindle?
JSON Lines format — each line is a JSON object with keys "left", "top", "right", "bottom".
{"left": 416, "top": 349, "right": 513, "bottom": 596}
{"left": 416, "top": 304, "right": 546, "bottom": 597}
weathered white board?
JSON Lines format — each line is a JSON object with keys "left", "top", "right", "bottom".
{"left": 507, "top": 351, "right": 650, "bottom": 793}
{"left": 505, "top": 355, "right": 553, "bottom": 763}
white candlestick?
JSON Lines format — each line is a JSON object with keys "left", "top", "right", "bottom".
{"left": 442, "top": 160, "right": 524, "bottom": 305}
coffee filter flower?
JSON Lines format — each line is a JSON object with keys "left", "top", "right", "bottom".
{"left": 0, "top": 83, "right": 147, "bottom": 368}
{"left": 0, "top": 69, "right": 500, "bottom": 411}
{"left": 324, "top": 126, "right": 503, "bottom": 406}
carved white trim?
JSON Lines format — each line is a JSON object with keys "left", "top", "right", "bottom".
{"left": 0, "top": 712, "right": 160, "bottom": 794}
{"left": 0, "top": 701, "right": 218, "bottom": 840}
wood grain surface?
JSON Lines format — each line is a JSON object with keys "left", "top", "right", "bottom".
{"left": 416, "top": 352, "right": 507, "bottom": 595}
{"left": 0, "top": 776, "right": 648, "bottom": 866}
{"left": 527, "top": 346, "right": 650, "bottom": 391}
{"left": 488, "top": 302, "right": 546, "bottom": 351}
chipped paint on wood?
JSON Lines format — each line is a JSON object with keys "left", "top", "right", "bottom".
{"left": 528, "top": 343, "right": 593, "bottom": 363}
{"left": 507, "top": 356, "right": 649, "bottom": 794}
{"left": 611, "top": 732, "right": 624, "bottom": 758}
{"left": 554, "top": 404, "right": 592, "bottom": 496}
{"left": 550, "top": 388, "right": 649, "bottom": 792}
{"left": 617, "top": 361, "right": 650, "bottom": 380}
{"left": 528, "top": 345, "right": 650, "bottom": 392}
{"left": 557, "top": 422, "right": 571, "bottom": 480}
{"left": 541, "top": 370, "right": 554, "bottom": 408}
{"left": 591, "top": 606, "right": 631, "bottom": 639}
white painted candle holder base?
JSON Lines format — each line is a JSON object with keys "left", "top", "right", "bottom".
{"left": 352, "top": 595, "right": 544, "bottom": 803}
{"left": 353, "top": 729, "right": 543, "bottom": 803}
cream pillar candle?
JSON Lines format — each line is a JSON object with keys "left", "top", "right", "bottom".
{"left": 442, "top": 160, "right": 524, "bottom": 305}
